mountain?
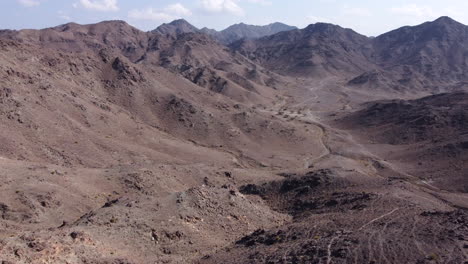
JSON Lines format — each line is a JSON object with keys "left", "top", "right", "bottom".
{"left": 0, "top": 20, "right": 325, "bottom": 263}
{"left": 0, "top": 20, "right": 295, "bottom": 150}
{"left": 229, "top": 16, "right": 468, "bottom": 93}
{"left": 231, "top": 22, "right": 374, "bottom": 77}
{"left": 372, "top": 16, "right": 468, "bottom": 67}
{"left": 200, "top": 27, "right": 218, "bottom": 35}
{"left": 0, "top": 20, "right": 282, "bottom": 101}
{"left": 0, "top": 20, "right": 149, "bottom": 61}
{"left": 152, "top": 19, "right": 199, "bottom": 36}
{"left": 153, "top": 20, "right": 296, "bottom": 45}
{"left": 204, "top": 22, "right": 297, "bottom": 45}
{"left": 349, "top": 16, "right": 468, "bottom": 93}
{"left": 147, "top": 31, "right": 284, "bottom": 101}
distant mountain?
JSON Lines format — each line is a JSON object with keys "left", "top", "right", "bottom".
{"left": 0, "top": 20, "right": 280, "bottom": 101}
{"left": 153, "top": 20, "right": 296, "bottom": 45}
{"left": 229, "top": 16, "right": 468, "bottom": 93}
{"left": 347, "top": 16, "right": 468, "bottom": 93}
{"left": 205, "top": 22, "right": 297, "bottom": 45}
{"left": 152, "top": 19, "right": 199, "bottom": 36}
{"left": 200, "top": 27, "right": 218, "bottom": 35}
{"left": 231, "top": 22, "right": 374, "bottom": 77}
{"left": 361, "top": 16, "right": 468, "bottom": 92}
{"left": 0, "top": 20, "right": 150, "bottom": 61}
{"left": 372, "top": 16, "right": 467, "bottom": 66}
{"left": 152, "top": 19, "right": 297, "bottom": 45}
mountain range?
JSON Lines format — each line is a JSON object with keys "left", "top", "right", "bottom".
{"left": 154, "top": 19, "right": 297, "bottom": 45}
{"left": 0, "top": 16, "right": 467, "bottom": 264}
{"left": 233, "top": 16, "right": 468, "bottom": 94}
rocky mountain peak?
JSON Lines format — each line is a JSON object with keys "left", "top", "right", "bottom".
{"left": 153, "top": 19, "right": 199, "bottom": 35}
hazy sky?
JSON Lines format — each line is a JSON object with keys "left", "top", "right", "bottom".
{"left": 3, "top": 0, "right": 468, "bottom": 36}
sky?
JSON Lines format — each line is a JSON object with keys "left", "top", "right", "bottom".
{"left": 2, "top": 0, "right": 468, "bottom": 36}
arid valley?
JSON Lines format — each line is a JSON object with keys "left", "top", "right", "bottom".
{"left": 0, "top": 9, "right": 467, "bottom": 264}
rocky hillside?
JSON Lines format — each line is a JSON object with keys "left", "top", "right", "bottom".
{"left": 231, "top": 23, "right": 374, "bottom": 77}
{"left": 339, "top": 92, "right": 468, "bottom": 192}
{"left": 232, "top": 17, "right": 468, "bottom": 94}
{"left": 349, "top": 16, "right": 468, "bottom": 93}
{"left": 152, "top": 19, "right": 199, "bottom": 36}
{"left": 0, "top": 20, "right": 284, "bottom": 102}
{"left": 341, "top": 92, "right": 468, "bottom": 144}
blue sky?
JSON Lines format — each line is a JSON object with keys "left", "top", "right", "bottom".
{"left": 2, "top": 0, "right": 468, "bottom": 36}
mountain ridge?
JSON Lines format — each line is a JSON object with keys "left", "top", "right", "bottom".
{"left": 206, "top": 22, "right": 297, "bottom": 44}
{"left": 230, "top": 21, "right": 374, "bottom": 77}
{"left": 228, "top": 16, "right": 468, "bottom": 93}
{"left": 152, "top": 19, "right": 297, "bottom": 45}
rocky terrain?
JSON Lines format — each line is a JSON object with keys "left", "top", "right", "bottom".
{"left": 0, "top": 17, "right": 467, "bottom": 264}
{"left": 233, "top": 16, "right": 468, "bottom": 94}
{"left": 338, "top": 92, "right": 468, "bottom": 192}
{"left": 355, "top": 16, "right": 468, "bottom": 94}
{"left": 231, "top": 23, "right": 374, "bottom": 77}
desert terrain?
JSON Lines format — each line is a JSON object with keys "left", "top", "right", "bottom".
{"left": 0, "top": 17, "right": 466, "bottom": 264}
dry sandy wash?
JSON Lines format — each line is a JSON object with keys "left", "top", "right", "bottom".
{"left": 0, "top": 17, "right": 467, "bottom": 264}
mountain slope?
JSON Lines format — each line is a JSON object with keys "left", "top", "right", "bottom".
{"left": 152, "top": 19, "right": 199, "bottom": 36}
{"left": 0, "top": 22, "right": 328, "bottom": 263}
{"left": 0, "top": 20, "right": 150, "bottom": 62}
{"left": 231, "top": 23, "right": 374, "bottom": 77}
{"left": 0, "top": 20, "right": 283, "bottom": 102}
{"left": 338, "top": 92, "right": 468, "bottom": 192}
{"left": 153, "top": 20, "right": 296, "bottom": 45}
{"left": 227, "top": 17, "right": 468, "bottom": 94}
{"left": 349, "top": 16, "right": 468, "bottom": 93}
{"left": 0, "top": 20, "right": 318, "bottom": 168}
{"left": 145, "top": 31, "right": 283, "bottom": 102}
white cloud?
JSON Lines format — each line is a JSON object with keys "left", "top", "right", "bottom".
{"left": 199, "top": 0, "right": 272, "bottom": 16}
{"left": 442, "top": 7, "right": 463, "bottom": 18}
{"left": 75, "top": 0, "right": 119, "bottom": 12}
{"left": 18, "top": 0, "right": 41, "bottom": 7}
{"left": 342, "top": 7, "right": 371, "bottom": 17}
{"left": 200, "top": 0, "right": 244, "bottom": 16}
{"left": 390, "top": 4, "right": 465, "bottom": 22}
{"left": 128, "top": 3, "right": 192, "bottom": 22}
{"left": 307, "top": 15, "right": 333, "bottom": 24}
{"left": 246, "top": 0, "right": 272, "bottom": 6}
{"left": 390, "top": 4, "right": 435, "bottom": 18}
{"left": 164, "top": 3, "right": 192, "bottom": 16}
{"left": 58, "top": 11, "right": 71, "bottom": 21}
{"left": 128, "top": 8, "right": 174, "bottom": 22}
